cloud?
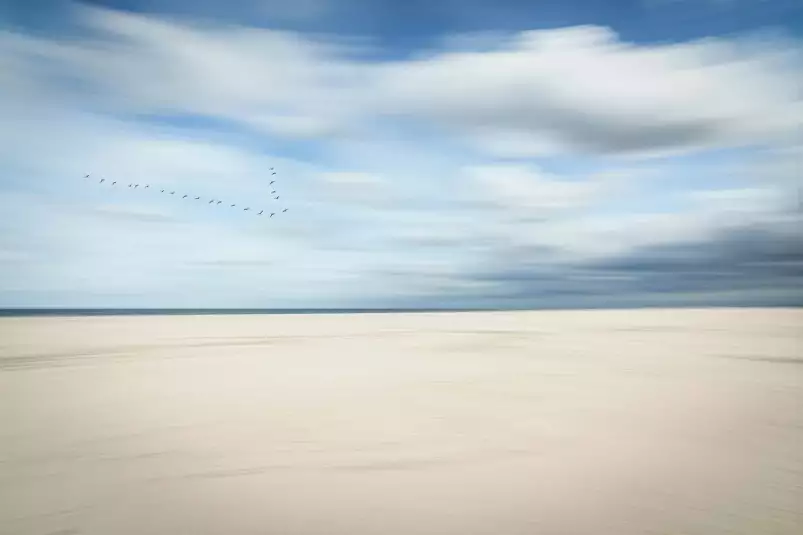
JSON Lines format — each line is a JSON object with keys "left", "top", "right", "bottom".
{"left": 317, "top": 171, "right": 392, "bottom": 204}
{"left": 2, "top": 4, "right": 370, "bottom": 141}
{"left": 463, "top": 164, "right": 607, "bottom": 215}
{"left": 374, "top": 26, "right": 802, "bottom": 156}
{"left": 89, "top": 204, "right": 182, "bottom": 224}
{"left": 1, "top": 6, "right": 802, "bottom": 308}
{"left": 4, "top": 8, "right": 801, "bottom": 156}
{"left": 408, "top": 215, "right": 803, "bottom": 309}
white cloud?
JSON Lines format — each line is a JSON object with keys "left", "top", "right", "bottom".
{"left": 4, "top": 5, "right": 370, "bottom": 140}
{"left": 464, "top": 164, "right": 605, "bottom": 214}
{"left": 4, "top": 8, "right": 800, "bottom": 156}
{"left": 374, "top": 26, "right": 802, "bottom": 156}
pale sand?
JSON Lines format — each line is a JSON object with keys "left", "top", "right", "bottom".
{"left": 1, "top": 309, "right": 801, "bottom": 535}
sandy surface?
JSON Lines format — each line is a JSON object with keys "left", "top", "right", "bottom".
{"left": 1, "top": 308, "right": 801, "bottom": 535}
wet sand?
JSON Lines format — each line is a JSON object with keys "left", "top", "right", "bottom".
{"left": 1, "top": 308, "right": 802, "bottom": 535}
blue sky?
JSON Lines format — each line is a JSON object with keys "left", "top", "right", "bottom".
{"left": 0, "top": 0, "right": 801, "bottom": 308}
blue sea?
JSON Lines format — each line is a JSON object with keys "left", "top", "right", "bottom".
{"left": 0, "top": 303, "right": 793, "bottom": 317}
{"left": 0, "top": 308, "right": 497, "bottom": 317}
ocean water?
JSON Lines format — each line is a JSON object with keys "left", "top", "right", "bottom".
{"left": 0, "top": 308, "right": 490, "bottom": 317}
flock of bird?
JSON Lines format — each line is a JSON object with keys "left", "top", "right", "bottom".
{"left": 82, "top": 168, "right": 289, "bottom": 218}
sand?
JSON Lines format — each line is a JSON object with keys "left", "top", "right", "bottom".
{"left": 1, "top": 308, "right": 801, "bottom": 535}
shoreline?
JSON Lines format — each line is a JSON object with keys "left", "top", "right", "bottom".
{"left": 1, "top": 304, "right": 801, "bottom": 319}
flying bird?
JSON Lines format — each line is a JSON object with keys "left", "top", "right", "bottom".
{"left": 84, "top": 177, "right": 294, "bottom": 220}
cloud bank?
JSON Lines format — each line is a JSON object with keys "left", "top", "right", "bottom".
{"left": 0, "top": 4, "right": 801, "bottom": 308}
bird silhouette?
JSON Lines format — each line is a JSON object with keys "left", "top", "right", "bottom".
{"left": 86, "top": 176, "right": 294, "bottom": 219}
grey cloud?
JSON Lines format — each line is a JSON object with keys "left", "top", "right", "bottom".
{"left": 402, "top": 216, "right": 803, "bottom": 309}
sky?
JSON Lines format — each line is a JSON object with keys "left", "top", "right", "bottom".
{"left": 0, "top": 0, "right": 802, "bottom": 309}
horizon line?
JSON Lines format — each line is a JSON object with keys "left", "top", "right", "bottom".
{"left": 1, "top": 304, "right": 800, "bottom": 317}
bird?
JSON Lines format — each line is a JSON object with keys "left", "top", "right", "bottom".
{"left": 99, "top": 178, "right": 105, "bottom": 183}
{"left": 282, "top": 209, "right": 288, "bottom": 212}
{"left": 160, "top": 189, "right": 165, "bottom": 193}
{"left": 134, "top": 184, "right": 139, "bottom": 188}
{"left": 230, "top": 204, "right": 236, "bottom": 207}
{"left": 270, "top": 213, "right": 274, "bottom": 218}
{"left": 271, "top": 172, "right": 276, "bottom": 175}
{"left": 274, "top": 196, "right": 279, "bottom": 200}
{"left": 170, "top": 191, "right": 175, "bottom": 195}
{"left": 258, "top": 210, "right": 263, "bottom": 215}
{"left": 216, "top": 201, "right": 222, "bottom": 205}
{"left": 208, "top": 200, "right": 214, "bottom": 204}
{"left": 182, "top": 194, "right": 188, "bottom": 199}
{"left": 112, "top": 181, "right": 116, "bottom": 185}
{"left": 194, "top": 196, "right": 200, "bottom": 200}
{"left": 84, "top": 174, "right": 90, "bottom": 178}
{"left": 271, "top": 190, "right": 276, "bottom": 194}
{"left": 270, "top": 167, "right": 274, "bottom": 170}
{"left": 270, "top": 181, "right": 275, "bottom": 185}
{"left": 244, "top": 207, "right": 250, "bottom": 211}
{"left": 128, "top": 184, "right": 132, "bottom": 188}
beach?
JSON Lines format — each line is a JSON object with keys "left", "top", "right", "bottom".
{"left": 1, "top": 308, "right": 801, "bottom": 535}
